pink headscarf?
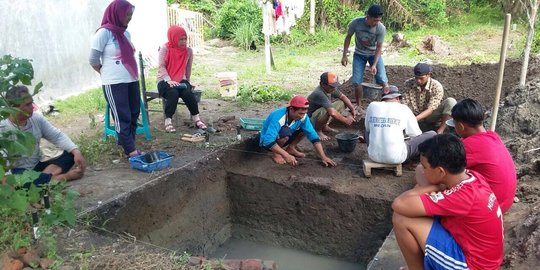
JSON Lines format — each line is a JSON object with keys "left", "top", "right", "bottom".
{"left": 99, "top": 0, "right": 138, "bottom": 79}
{"left": 165, "top": 26, "right": 189, "bottom": 82}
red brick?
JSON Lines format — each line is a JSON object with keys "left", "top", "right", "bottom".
{"left": 223, "top": 259, "right": 242, "bottom": 270}
{"left": 262, "top": 260, "right": 277, "bottom": 270}
{"left": 188, "top": 256, "right": 206, "bottom": 266}
{"left": 1, "top": 253, "right": 24, "bottom": 270}
{"left": 241, "top": 259, "right": 263, "bottom": 270}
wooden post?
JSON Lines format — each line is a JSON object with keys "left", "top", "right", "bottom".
{"left": 262, "top": 1, "right": 272, "bottom": 74}
{"left": 490, "top": 14, "right": 511, "bottom": 131}
{"left": 309, "top": 0, "right": 315, "bottom": 34}
{"left": 265, "top": 34, "right": 271, "bottom": 74}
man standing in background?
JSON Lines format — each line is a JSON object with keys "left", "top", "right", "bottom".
{"left": 341, "top": 4, "right": 390, "bottom": 108}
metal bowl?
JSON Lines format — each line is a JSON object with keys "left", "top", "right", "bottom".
{"left": 361, "top": 82, "right": 383, "bottom": 100}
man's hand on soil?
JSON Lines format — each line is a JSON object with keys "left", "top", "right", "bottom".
{"left": 321, "top": 157, "right": 337, "bottom": 167}
{"left": 285, "top": 154, "right": 298, "bottom": 166}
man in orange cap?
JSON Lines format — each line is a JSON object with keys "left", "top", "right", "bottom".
{"left": 259, "top": 95, "right": 337, "bottom": 167}
{"left": 308, "top": 71, "right": 357, "bottom": 140}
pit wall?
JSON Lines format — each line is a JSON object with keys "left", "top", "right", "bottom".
{"left": 92, "top": 155, "right": 231, "bottom": 255}
{"left": 227, "top": 173, "right": 393, "bottom": 264}
{"left": 90, "top": 145, "right": 409, "bottom": 263}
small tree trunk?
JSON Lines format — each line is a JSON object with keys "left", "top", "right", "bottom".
{"left": 519, "top": 0, "right": 539, "bottom": 87}
{"left": 310, "top": 0, "right": 315, "bottom": 34}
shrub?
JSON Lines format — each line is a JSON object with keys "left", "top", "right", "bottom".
{"left": 214, "top": 0, "right": 262, "bottom": 39}
{"left": 238, "top": 84, "right": 293, "bottom": 103}
{"left": 420, "top": 0, "right": 449, "bottom": 26}
{"left": 232, "top": 21, "right": 260, "bottom": 50}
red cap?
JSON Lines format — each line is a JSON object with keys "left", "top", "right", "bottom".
{"left": 287, "top": 95, "right": 309, "bottom": 108}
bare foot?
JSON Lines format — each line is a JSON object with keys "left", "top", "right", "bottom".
{"left": 286, "top": 146, "right": 306, "bottom": 158}
{"left": 271, "top": 153, "right": 286, "bottom": 164}
{"left": 323, "top": 125, "right": 338, "bottom": 133}
{"left": 399, "top": 266, "right": 409, "bottom": 270}
{"left": 53, "top": 167, "right": 84, "bottom": 181}
{"left": 317, "top": 131, "right": 330, "bottom": 141}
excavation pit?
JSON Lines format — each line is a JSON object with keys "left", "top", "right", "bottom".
{"left": 88, "top": 137, "right": 414, "bottom": 269}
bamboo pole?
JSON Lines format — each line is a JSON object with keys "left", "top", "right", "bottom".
{"left": 490, "top": 14, "right": 511, "bottom": 131}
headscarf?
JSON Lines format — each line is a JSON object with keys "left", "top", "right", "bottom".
{"left": 165, "top": 25, "right": 189, "bottom": 82}
{"left": 99, "top": 0, "right": 138, "bottom": 79}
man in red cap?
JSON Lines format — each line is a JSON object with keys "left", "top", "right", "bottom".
{"left": 259, "top": 95, "right": 337, "bottom": 167}
{"left": 308, "top": 71, "right": 357, "bottom": 140}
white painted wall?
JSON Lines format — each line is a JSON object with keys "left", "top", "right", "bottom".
{"left": 0, "top": 0, "right": 167, "bottom": 105}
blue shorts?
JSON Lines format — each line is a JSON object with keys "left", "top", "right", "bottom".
{"left": 424, "top": 217, "right": 469, "bottom": 270}
{"left": 352, "top": 53, "right": 388, "bottom": 86}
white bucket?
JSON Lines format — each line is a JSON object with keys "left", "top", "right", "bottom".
{"left": 217, "top": 72, "right": 238, "bottom": 97}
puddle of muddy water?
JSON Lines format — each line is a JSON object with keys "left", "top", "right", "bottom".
{"left": 210, "top": 238, "right": 364, "bottom": 270}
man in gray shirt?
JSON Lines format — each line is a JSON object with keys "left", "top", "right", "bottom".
{"left": 308, "top": 72, "right": 356, "bottom": 140}
{"left": 1, "top": 86, "right": 86, "bottom": 184}
{"left": 341, "top": 4, "right": 390, "bottom": 108}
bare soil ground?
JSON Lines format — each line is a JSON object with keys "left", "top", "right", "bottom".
{"left": 42, "top": 39, "right": 540, "bottom": 269}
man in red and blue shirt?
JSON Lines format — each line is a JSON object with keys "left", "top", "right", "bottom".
{"left": 392, "top": 134, "right": 503, "bottom": 270}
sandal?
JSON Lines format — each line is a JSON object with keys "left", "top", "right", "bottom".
{"left": 194, "top": 120, "right": 207, "bottom": 129}
{"left": 164, "top": 118, "right": 176, "bottom": 133}
{"left": 165, "top": 123, "right": 176, "bottom": 133}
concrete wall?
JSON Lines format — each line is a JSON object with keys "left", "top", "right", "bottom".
{"left": 0, "top": 0, "right": 167, "bottom": 105}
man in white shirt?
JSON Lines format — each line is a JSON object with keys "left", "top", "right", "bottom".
{"left": 365, "top": 86, "right": 436, "bottom": 164}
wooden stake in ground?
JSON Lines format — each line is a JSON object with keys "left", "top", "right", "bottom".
{"left": 490, "top": 13, "right": 511, "bottom": 131}
{"left": 519, "top": 0, "right": 539, "bottom": 87}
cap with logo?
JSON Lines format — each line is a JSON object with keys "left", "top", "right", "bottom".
{"left": 287, "top": 95, "right": 310, "bottom": 108}
{"left": 320, "top": 71, "right": 342, "bottom": 88}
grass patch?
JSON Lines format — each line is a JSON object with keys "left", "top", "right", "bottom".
{"left": 53, "top": 87, "right": 106, "bottom": 116}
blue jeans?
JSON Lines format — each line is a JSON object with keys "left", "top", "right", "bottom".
{"left": 352, "top": 53, "right": 388, "bottom": 86}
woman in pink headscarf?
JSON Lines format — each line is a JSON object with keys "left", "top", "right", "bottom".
{"left": 89, "top": 0, "right": 142, "bottom": 157}
{"left": 157, "top": 25, "right": 207, "bottom": 133}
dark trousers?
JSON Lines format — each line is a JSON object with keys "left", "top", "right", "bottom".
{"left": 103, "top": 81, "right": 141, "bottom": 154}
{"left": 157, "top": 80, "right": 199, "bottom": 119}
{"left": 13, "top": 151, "right": 75, "bottom": 189}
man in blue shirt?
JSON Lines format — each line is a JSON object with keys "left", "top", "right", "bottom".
{"left": 259, "top": 96, "right": 336, "bottom": 167}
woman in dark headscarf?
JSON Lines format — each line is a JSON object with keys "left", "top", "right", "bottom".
{"left": 157, "top": 25, "right": 206, "bottom": 133}
{"left": 89, "top": 0, "right": 142, "bottom": 157}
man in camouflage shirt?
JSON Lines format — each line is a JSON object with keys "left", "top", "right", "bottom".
{"left": 402, "top": 63, "right": 456, "bottom": 134}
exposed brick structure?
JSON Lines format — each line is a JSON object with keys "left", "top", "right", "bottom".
{"left": 188, "top": 256, "right": 277, "bottom": 270}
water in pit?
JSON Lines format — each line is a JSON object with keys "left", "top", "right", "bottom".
{"left": 210, "top": 238, "right": 365, "bottom": 270}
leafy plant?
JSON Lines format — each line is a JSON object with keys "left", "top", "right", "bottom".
{"left": 0, "top": 55, "right": 79, "bottom": 256}
{"left": 232, "top": 21, "right": 260, "bottom": 50}
{"left": 420, "top": 0, "right": 449, "bottom": 26}
{"left": 238, "top": 84, "right": 293, "bottom": 103}
{"left": 213, "top": 0, "right": 262, "bottom": 39}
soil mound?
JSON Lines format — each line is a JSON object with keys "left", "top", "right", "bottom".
{"left": 503, "top": 202, "right": 540, "bottom": 269}
{"left": 497, "top": 79, "right": 540, "bottom": 137}
{"left": 496, "top": 79, "right": 540, "bottom": 268}
{"left": 419, "top": 35, "right": 451, "bottom": 56}
{"left": 339, "top": 57, "right": 540, "bottom": 112}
